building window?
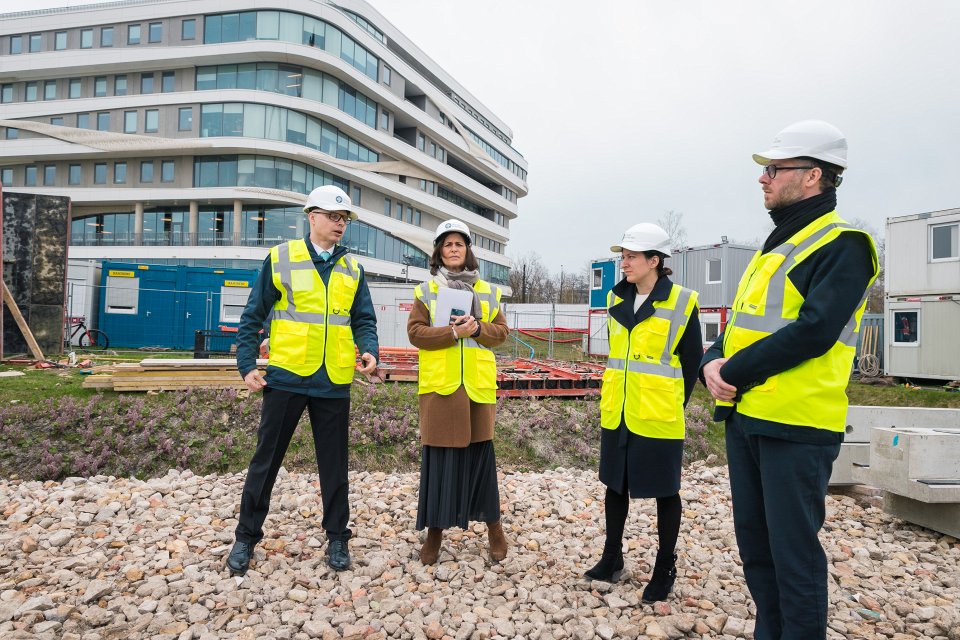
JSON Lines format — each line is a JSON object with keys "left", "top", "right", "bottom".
{"left": 351, "top": 185, "right": 361, "bottom": 206}
{"left": 28, "top": 33, "right": 42, "bottom": 52}
{"left": 10, "top": 35, "right": 23, "bottom": 54}
{"left": 101, "top": 27, "right": 114, "bottom": 47}
{"left": 145, "top": 109, "right": 159, "bottom": 132}
{"left": 706, "top": 258, "right": 722, "bottom": 283}
{"left": 382, "top": 66, "right": 391, "bottom": 85}
{"left": 69, "top": 164, "right": 81, "bottom": 185}
{"left": 379, "top": 110, "right": 389, "bottom": 130}
{"left": 140, "top": 161, "right": 154, "bottom": 182}
{"left": 417, "top": 133, "right": 425, "bottom": 151}
{"left": 592, "top": 269, "right": 603, "bottom": 289}
{"left": 96, "top": 112, "right": 110, "bottom": 131}
{"left": 140, "top": 73, "right": 154, "bottom": 93}
{"left": 148, "top": 22, "right": 162, "bottom": 43}
{"left": 77, "top": 113, "right": 90, "bottom": 129}
{"left": 704, "top": 322, "right": 720, "bottom": 341}
{"left": 6, "top": 127, "right": 19, "bottom": 139}
{"left": 50, "top": 117, "right": 64, "bottom": 126}
{"left": 55, "top": 31, "right": 67, "bottom": 50}
{"left": 161, "top": 71, "right": 175, "bottom": 93}
{"left": 161, "top": 160, "right": 175, "bottom": 182}
{"left": 44, "top": 80, "right": 57, "bottom": 100}
{"left": 930, "top": 223, "right": 959, "bottom": 261}
{"left": 1, "top": 84, "right": 12, "bottom": 103}
{"left": 2, "top": 168, "right": 14, "bottom": 187}
{"left": 69, "top": 78, "right": 81, "bottom": 99}
{"left": 80, "top": 29, "right": 93, "bottom": 48}
{"left": 383, "top": 198, "right": 391, "bottom": 216}
{"left": 181, "top": 18, "right": 196, "bottom": 40}
{"left": 114, "top": 162, "right": 127, "bottom": 183}
{"left": 114, "top": 75, "right": 128, "bottom": 96}
{"left": 94, "top": 76, "right": 107, "bottom": 97}
{"left": 123, "top": 111, "right": 137, "bottom": 133}
{"left": 178, "top": 107, "right": 193, "bottom": 131}
{"left": 94, "top": 163, "right": 107, "bottom": 184}
{"left": 128, "top": 24, "right": 141, "bottom": 45}
{"left": 43, "top": 165, "right": 56, "bottom": 186}
{"left": 893, "top": 310, "right": 918, "bottom": 345}
{"left": 25, "top": 82, "right": 38, "bottom": 102}
{"left": 25, "top": 166, "right": 37, "bottom": 186}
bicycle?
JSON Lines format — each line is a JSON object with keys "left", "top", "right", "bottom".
{"left": 65, "top": 316, "right": 110, "bottom": 350}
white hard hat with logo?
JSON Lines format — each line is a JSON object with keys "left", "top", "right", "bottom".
{"left": 753, "top": 119, "right": 848, "bottom": 169}
{"left": 434, "top": 219, "right": 471, "bottom": 246}
{"left": 303, "top": 185, "right": 358, "bottom": 220}
{"left": 611, "top": 223, "right": 672, "bottom": 256}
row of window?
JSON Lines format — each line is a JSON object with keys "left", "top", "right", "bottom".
{"left": 6, "top": 20, "right": 185, "bottom": 55}
{"left": 471, "top": 233, "right": 504, "bottom": 255}
{"left": 192, "top": 155, "right": 348, "bottom": 193}
{"left": 199, "top": 103, "right": 380, "bottom": 163}
{"left": 342, "top": 10, "right": 386, "bottom": 44}
{"left": 465, "top": 125, "right": 527, "bottom": 180}
{"left": 2, "top": 160, "right": 175, "bottom": 188}
{"left": 1, "top": 70, "right": 176, "bottom": 104}
{"left": 196, "top": 63, "right": 380, "bottom": 129}
{"left": 448, "top": 92, "right": 513, "bottom": 149}
{"left": 479, "top": 259, "right": 510, "bottom": 286}
{"left": 382, "top": 197, "right": 424, "bottom": 228}
{"left": 436, "top": 184, "right": 491, "bottom": 219}
{"left": 204, "top": 11, "right": 379, "bottom": 81}
{"left": 416, "top": 132, "right": 447, "bottom": 164}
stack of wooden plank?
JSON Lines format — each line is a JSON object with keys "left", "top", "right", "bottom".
{"left": 82, "top": 359, "right": 266, "bottom": 392}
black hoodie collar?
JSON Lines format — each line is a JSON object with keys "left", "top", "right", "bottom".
{"left": 762, "top": 189, "right": 837, "bottom": 253}
{"left": 609, "top": 275, "right": 673, "bottom": 330}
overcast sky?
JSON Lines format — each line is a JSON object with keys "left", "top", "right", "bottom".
{"left": 20, "top": 0, "right": 960, "bottom": 274}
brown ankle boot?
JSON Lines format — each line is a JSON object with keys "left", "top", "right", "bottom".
{"left": 487, "top": 520, "right": 508, "bottom": 563}
{"left": 420, "top": 528, "right": 443, "bottom": 565}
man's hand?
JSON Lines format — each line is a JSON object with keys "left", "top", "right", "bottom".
{"left": 451, "top": 315, "right": 479, "bottom": 338}
{"left": 244, "top": 369, "right": 267, "bottom": 392}
{"left": 357, "top": 352, "right": 378, "bottom": 375}
{"left": 703, "top": 358, "right": 737, "bottom": 402}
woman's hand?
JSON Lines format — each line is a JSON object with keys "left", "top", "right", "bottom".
{"left": 451, "top": 315, "right": 479, "bottom": 338}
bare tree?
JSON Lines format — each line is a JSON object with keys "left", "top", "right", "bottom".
{"left": 507, "top": 252, "right": 554, "bottom": 303}
{"left": 657, "top": 210, "right": 688, "bottom": 250}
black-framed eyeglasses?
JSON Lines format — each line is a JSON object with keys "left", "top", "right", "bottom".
{"left": 309, "top": 209, "right": 350, "bottom": 225}
{"left": 762, "top": 164, "right": 814, "bottom": 179}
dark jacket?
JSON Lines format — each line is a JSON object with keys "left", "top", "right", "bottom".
{"left": 235, "top": 238, "right": 379, "bottom": 398}
{"left": 609, "top": 274, "right": 703, "bottom": 407}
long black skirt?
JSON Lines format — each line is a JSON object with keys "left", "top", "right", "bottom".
{"left": 598, "top": 421, "right": 683, "bottom": 498}
{"left": 416, "top": 441, "right": 501, "bottom": 530}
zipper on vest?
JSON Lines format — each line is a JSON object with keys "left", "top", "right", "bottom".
{"left": 724, "top": 262, "right": 761, "bottom": 354}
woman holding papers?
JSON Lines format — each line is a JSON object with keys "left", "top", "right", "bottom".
{"left": 407, "top": 219, "right": 509, "bottom": 564}
{"left": 585, "top": 223, "right": 702, "bottom": 604}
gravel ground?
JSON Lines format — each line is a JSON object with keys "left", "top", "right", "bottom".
{"left": 1, "top": 461, "right": 958, "bottom": 640}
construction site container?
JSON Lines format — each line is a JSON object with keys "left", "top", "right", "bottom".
{"left": 65, "top": 260, "right": 102, "bottom": 346}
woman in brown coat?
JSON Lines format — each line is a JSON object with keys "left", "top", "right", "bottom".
{"left": 407, "top": 219, "right": 510, "bottom": 564}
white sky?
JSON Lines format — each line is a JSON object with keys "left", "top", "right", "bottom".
{"left": 15, "top": 0, "right": 960, "bottom": 273}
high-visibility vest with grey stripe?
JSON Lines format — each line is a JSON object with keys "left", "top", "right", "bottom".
{"left": 720, "top": 211, "right": 879, "bottom": 431}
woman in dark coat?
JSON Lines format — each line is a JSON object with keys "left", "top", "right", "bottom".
{"left": 586, "top": 223, "right": 703, "bottom": 603}
{"left": 407, "top": 219, "right": 510, "bottom": 564}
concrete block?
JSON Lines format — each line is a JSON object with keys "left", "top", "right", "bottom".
{"left": 830, "top": 442, "right": 871, "bottom": 485}
{"left": 883, "top": 492, "right": 960, "bottom": 538}
{"left": 844, "top": 406, "right": 960, "bottom": 443}
{"left": 860, "top": 427, "right": 960, "bottom": 503}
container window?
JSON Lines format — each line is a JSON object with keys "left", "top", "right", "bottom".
{"left": 892, "top": 310, "right": 918, "bottom": 345}
{"left": 105, "top": 276, "right": 139, "bottom": 314}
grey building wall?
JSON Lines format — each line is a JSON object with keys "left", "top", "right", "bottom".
{"left": 671, "top": 244, "right": 756, "bottom": 307}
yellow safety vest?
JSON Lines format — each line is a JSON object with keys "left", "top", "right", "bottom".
{"left": 600, "top": 283, "right": 698, "bottom": 439}
{"left": 268, "top": 239, "right": 360, "bottom": 383}
{"left": 413, "top": 279, "right": 501, "bottom": 403}
{"left": 719, "top": 211, "right": 879, "bottom": 430}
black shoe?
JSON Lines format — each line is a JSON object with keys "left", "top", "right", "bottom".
{"left": 327, "top": 539, "right": 351, "bottom": 571}
{"left": 584, "top": 552, "right": 624, "bottom": 582}
{"left": 227, "top": 541, "right": 253, "bottom": 576}
{"left": 642, "top": 553, "right": 677, "bottom": 603}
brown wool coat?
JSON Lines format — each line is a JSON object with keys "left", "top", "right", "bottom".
{"left": 406, "top": 291, "right": 509, "bottom": 447}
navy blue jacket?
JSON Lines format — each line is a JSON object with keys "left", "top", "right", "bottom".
{"left": 235, "top": 238, "right": 379, "bottom": 398}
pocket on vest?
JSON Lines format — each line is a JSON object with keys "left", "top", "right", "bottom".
{"left": 474, "top": 349, "right": 497, "bottom": 389}
{"left": 636, "top": 373, "right": 677, "bottom": 422}
{"left": 272, "top": 321, "right": 309, "bottom": 365}
{"left": 419, "top": 350, "right": 447, "bottom": 388}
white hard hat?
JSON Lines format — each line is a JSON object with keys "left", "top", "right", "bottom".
{"left": 434, "top": 219, "right": 471, "bottom": 246}
{"left": 753, "top": 119, "right": 848, "bottom": 169}
{"left": 303, "top": 185, "right": 357, "bottom": 220}
{"left": 611, "top": 223, "right": 672, "bottom": 257}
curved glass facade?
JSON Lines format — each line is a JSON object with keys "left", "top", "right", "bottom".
{"left": 196, "top": 63, "right": 378, "bottom": 128}
{"left": 203, "top": 11, "right": 379, "bottom": 81}
{"left": 479, "top": 259, "right": 509, "bottom": 285}
{"left": 193, "top": 154, "right": 348, "bottom": 192}
{"left": 341, "top": 220, "right": 428, "bottom": 269}
{"left": 200, "top": 103, "right": 379, "bottom": 163}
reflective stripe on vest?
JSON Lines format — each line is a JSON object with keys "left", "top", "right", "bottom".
{"left": 268, "top": 239, "right": 360, "bottom": 382}
{"left": 600, "top": 283, "right": 697, "bottom": 439}
{"left": 414, "top": 279, "right": 500, "bottom": 403}
{"left": 721, "top": 211, "right": 879, "bottom": 430}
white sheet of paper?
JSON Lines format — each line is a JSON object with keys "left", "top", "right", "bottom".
{"left": 432, "top": 287, "right": 475, "bottom": 327}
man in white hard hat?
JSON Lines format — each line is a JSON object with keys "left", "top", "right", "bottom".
{"left": 700, "top": 120, "right": 878, "bottom": 639}
{"left": 228, "top": 184, "right": 379, "bottom": 576}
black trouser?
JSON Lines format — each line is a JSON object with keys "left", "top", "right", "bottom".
{"left": 603, "top": 487, "right": 681, "bottom": 563}
{"left": 235, "top": 388, "right": 351, "bottom": 545}
{"left": 725, "top": 412, "right": 840, "bottom": 640}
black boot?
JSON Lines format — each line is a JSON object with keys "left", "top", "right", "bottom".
{"left": 585, "top": 548, "right": 624, "bottom": 582}
{"left": 642, "top": 552, "right": 677, "bottom": 603}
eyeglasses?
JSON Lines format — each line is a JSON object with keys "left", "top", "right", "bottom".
{"left": 762, "top": 164, "right": 814, "bottom": 179}
{"left": 309, "top": 209, "right": 350, "bottom": 225}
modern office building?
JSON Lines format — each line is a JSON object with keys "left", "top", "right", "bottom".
{"left": 0, "top": 0, "right": 525, "bottom": 292}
